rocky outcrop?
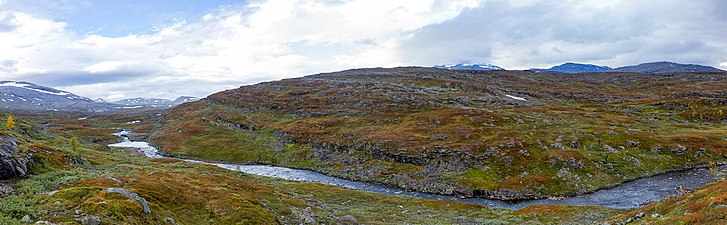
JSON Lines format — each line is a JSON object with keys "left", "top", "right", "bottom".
{"left": 0, "top": 135, "right": 32, "bottom": 180}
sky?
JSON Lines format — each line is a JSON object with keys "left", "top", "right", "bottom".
{"left": 1, "top": 0, "right": 726, "bottom": 101}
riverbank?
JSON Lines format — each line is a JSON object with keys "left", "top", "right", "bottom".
{"left": 110, "top": 130, "right": 724, "bottom": 210}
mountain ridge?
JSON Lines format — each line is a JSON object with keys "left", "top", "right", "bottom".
{"left": 1, "top": 81, "right": 198, "bottom": 112}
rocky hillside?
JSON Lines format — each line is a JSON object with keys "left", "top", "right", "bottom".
{"left": 151, "top": 67, "right": 727, "bottom": 200}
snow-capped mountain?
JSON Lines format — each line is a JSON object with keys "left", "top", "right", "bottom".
{"left": 0, "top": 81, "right": 112, "bottom": 112}
{"left": 172, "top": 96, "right": 200, "bottom": 105}
{"left": 434, "top": 63, "right": 505, "bottom": 71}
{"left": 1, "top": 81, "right": 198, "bottom": 112}
{"left": 112, "top": 96, "right": 200, "bottom": 109}
{"left": 542, "top": 63, "right": 613, "bottom": 73}
{"left": 113, "top": 97, "right": 173, "bottom": 108}
{"left": 612, "top": 61, "right": 725, "bottom": 73}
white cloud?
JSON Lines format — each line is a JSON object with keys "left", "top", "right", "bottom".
{"left": 396, "top": 0, "right": 727, "bottom": 69}
{"left": 1, "top": 0, "right": 485, "bottom": 100}
{"left": 1, "top": 0, "right": 726, "bottom": 101}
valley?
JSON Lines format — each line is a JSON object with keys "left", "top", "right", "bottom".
{"left": 1, "top": 66, "right": 726, "bottom": 224}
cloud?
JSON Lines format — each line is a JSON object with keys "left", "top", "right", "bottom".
{"left": 0, "top": 0, "right": 483, "bottom": 100}
{"left": 395, "top": 0, "right": 727, "bottom": 69}
{"left": 1, "top": 0, "right": 726, "bottom": 101}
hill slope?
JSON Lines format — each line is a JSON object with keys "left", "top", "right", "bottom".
{"left": 151, "top": 67, "right": 727, "bottom": 200}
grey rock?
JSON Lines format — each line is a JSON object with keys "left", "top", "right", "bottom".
{"left": 671, "top": 145, "right": 688, "bottom": 155}
{"left": 626, "top": 140, "right": 640, "bottom": 148}
{"left": 103, "top": 188, "right": 151, "bottom": 214}
{"left": 0, "top": 182, "right": 17, "bottom": 197}
{"left": 339, "top": 215, "right": 358, "bottom": 225}
{"left": 1, "top": 135, "right": 32, "bottom": 180}
{"left": 21, "top": 215, "right": 32, "bottom": 223}
{"left": 164, "top": 217, "right": 176, "bottom": 224}
{"left": 80, "top": 215, "right": 100, "bottom": 225}
{"left": 603, "top": 144, "right": 618, "bottom": 153}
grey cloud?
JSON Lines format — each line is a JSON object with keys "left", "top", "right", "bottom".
{"left": 396, "top": 0, "right": 727, "bottom": 68}
{"left": 0, "top": 12, "right": 17, "bottom": 32}
{"left": 19, "top": 68, "right": 158, "bottom": 87}
{"left": 0, "top": 60, "right": 17, "bottom": 72}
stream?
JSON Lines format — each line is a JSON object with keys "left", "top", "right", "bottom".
{"left": 109, "top": 130, "right": 722, "bottom": 210}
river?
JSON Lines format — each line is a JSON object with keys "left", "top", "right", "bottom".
{"left": 109, "top": 131, "right": 721, "bottom": 210}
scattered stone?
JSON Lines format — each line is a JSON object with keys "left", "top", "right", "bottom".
{"left": 675, "top": 185, "right": 693, "bottom": 195}
{"left": 21, "top": 215, "right": 33, "bottom": 223}
{"left": 671, "top": 145, "right": 688, "bottom": 155}
{"left": 75, "top": 210, "right": 84, "bottom": 215}
{"left": 513, "top": 117, "right": 524, "bottom": 124}
{"left": 34, "top": 221, "right": 54, "bottom": 225}
{"left": 0, "top": 182, "right": 18, "bottom": 197}
{"left": 570, "top": 139, "right": 581, "bottom": 148}
{"left": 80, "top": 215, "right": 101, "bottom": 225}
{"left": 626, "top": 140, "right": 640, "bottom": 148}
{"left": 339, "top": 215, "right": 358, "bottom": 225}
{"left": 430, "top": 135, "right": 447, "bottom": 141}
{"left": 603, "top": 144, "right": 617, "bottom": 153}
{"left": 103, "top": 188, "right": 151, "bottom": 214}
{"left": 164, "top": 217, "right": 176, "bottom": 224}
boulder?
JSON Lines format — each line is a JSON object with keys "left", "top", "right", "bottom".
{"left": 80, "top": 215, "right": 101, "bottom": 225}
{"left": 1, "top": 135, "right": 32, "bottom": 180}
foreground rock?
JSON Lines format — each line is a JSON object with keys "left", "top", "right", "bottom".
{"left": 0, "top": 135, "right": 32, "bottom": 180}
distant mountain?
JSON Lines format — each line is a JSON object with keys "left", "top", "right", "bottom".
{"left": 0, "top": 81, "right": 197, "bottom": 112}
{"left": 0, "top": 81, "right": 114, "bottom": 112}
{"left": 172, "top": 96, "right": 200, "bottom": 105}
{"left": 112, "top": 96, "right": 200, "bottom": 109}
{"left": 113, "top": 97, "right": 173, "bottom": 108}
{"left": 540, "top": 62, "right": 612, "bottom": 73}
{"left": 612, "top": 61, "right": 725, "bottom": 73}
{"left": 434, "top": 63, "right": 505, "bottom": 71}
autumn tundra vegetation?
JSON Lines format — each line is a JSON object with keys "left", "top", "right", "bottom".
{"left": 1, "top": 67, "right": 726, "bottom": 224}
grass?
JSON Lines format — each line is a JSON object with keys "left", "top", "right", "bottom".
{"left": 148, "top": 69, "right": 727, "bottom": 199}
{"left": 2, "top": 112, "right": 624, "bottom": 224}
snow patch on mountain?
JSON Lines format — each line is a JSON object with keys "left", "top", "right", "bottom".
{"left": 434, "top": 63, "right": 505, "bottom": 71}
{"left": 0, "top": 81, "right": 71, "bottom": 96}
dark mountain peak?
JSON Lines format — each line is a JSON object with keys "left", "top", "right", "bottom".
{"left": 545, "top": 62, "right": 612, "bottom": 73}
{"left": 613, "top": 61, "right": 724, "bottom": 73}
